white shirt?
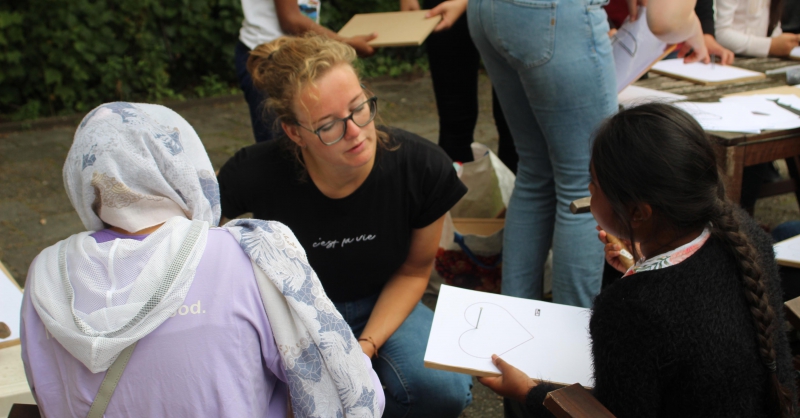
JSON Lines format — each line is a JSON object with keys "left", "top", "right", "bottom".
{"left": 716, "top": 0, "right": 783, "bottom": 57}
{"left": 239, "top": 0, "right": 286, "bottom": 50}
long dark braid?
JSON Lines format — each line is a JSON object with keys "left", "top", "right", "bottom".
{"left": 710, "top": 196, "right": 794, "bottom": 417}
{"left": 592, "top": 103, "right": 794, "bottom": 417}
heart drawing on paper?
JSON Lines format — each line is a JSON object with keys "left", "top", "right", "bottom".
{"left": 458, "top": 302, "right": 534, "bottom": 359}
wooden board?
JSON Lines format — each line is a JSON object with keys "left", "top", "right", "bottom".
{"left": 337, "top": 11, "right": 441, "bottom": 47}
{"left": 544, "top": 384, "right": 615, "bottom": 418}
{"left": 0, "top": 260, "right": 22, "bottom": 350}
{"left": 650, "top": 59, "right": 766, "bottom": 86}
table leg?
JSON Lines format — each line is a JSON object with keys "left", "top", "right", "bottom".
{"left": 721, "top": 145, "right": 745, "bottom": 204}
{"left": 786, "top": 156, "right": 800, "bottom": 209}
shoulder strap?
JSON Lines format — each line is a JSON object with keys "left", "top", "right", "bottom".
{"left": 86, "top": 341, "right": 138, "bottom": 418}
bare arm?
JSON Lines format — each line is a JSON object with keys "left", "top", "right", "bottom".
{"left": 274, "top": 0, "right": 377, "bottom": 57}
{"left": 646, "top": 0, "right": 697, "bottom": 43}
{"left": 357, "top": 215, "right": 445, "bottom": 357}
{"left": 645, "top": 0, "right": 709, "bottom": 63}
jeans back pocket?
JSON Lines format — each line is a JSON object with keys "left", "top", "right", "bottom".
{"left": 491, "top": 0, "right": 558, "bottom": 69}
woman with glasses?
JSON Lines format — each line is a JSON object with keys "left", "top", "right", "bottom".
{"left": 217, "top": 34, "right": 473, "bottom": 418}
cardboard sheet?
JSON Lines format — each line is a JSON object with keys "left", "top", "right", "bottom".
{"left": 337, "top": 11, "right": 441, "bottom": 47}
{"left": 650, "top": 58, "right": 766, "bottom": 85}
{"left": 0, "top": 261, "right": 22, "bottom": 349}
{"left": 424, "top": 285, "right": 593, "bottom": 387}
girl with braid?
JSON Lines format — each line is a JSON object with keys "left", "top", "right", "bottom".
{"left": 477, "top": 103, "right": 798, "bottom": 417}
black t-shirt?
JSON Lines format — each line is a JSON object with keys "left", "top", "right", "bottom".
{"left": 218, "top": 127, "right": 467, "bottom": 302}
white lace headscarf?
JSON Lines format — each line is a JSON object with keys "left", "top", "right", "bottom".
{"left": 29, "top": 102, "right": 380, "bottom": 417}
{"left": 30, "top": 102, "right": 218, "bottom": 373}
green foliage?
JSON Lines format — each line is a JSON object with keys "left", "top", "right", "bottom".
{"left": 1, "top": 0, "right": 426, "bottom": 120}
{"left": 0, "top": 0, "right": 242, "bottom": 119}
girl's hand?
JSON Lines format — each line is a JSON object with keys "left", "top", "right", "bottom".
{"left": 425, "top": 0, "right": 468, "bottom": 32}
{"left": 769, "top": 33, "right": 800, "bottom": 57}
{"left": 478, "top": 354, "right": 538, "bottom": 403}
{"left": 597, "top": 226, "right": 638, "bottom": 273}
{"left": 704, "top": 35, "right": 734, "bottom": 65}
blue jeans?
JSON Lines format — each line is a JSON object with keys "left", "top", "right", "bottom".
{"left": 468, "top": 0, "right": 617, "bottom": 307}
{"left": 234, "top": 41, "right": 277, "bottom": 143}
{"left": 334, "top": 294, "right": 473, "bottom": 418}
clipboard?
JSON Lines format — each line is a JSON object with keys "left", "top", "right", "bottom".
{"left": 650, "top": 58, "right": 766, "bottom": 86}
{"left": 0, "top": 260, "right": 23, "bottom": 349}
{"left": 775, "top": 234, "right": 800, "bottom": 269}
{"left": 612, "top": 7, "right": 677, "bottom": 93}
{"left": 337, "top": 11, "right": 441, "bottom": 47}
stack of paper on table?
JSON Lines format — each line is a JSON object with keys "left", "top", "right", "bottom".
{"left": 424, "top": 285, "right": 593, "bottom": 387}
{"left": 675, "top": 98, "right": 800, "bottom": 133}
{"left": 775, "top": 235, "right": 800, "bottom": 268}
{"left": 651, "top": 59, "right": 766, "bottom": 85}
{"left": 337, "top": 11, "right": 441, "bottom": 47}
{"left": 612, "top": 8, "right": 675, "bottom": 93}
{"left": 0, "top": 260, "right": 22, "bottom": 349}
{"left": 720, "top": 95, "right": 800, "bottom": 129}
{"left": 617, "top": 85, "right": 687, "bottom": 108}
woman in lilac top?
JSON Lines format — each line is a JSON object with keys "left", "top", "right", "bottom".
{"left": 20, "top": 102, "right": 384, "bottom": 417}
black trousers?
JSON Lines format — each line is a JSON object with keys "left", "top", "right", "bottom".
{"left": 423, "top": 0, "right": 517, "bottom": 172}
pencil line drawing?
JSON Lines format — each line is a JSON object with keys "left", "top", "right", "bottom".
{"left": 458, "top": 302, "right": 534, "bottom": 359}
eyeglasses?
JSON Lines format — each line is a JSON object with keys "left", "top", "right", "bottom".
{"left": 296, "top": 96, "right": 378, "bottom": 146}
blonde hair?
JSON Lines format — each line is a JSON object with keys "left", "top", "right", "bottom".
{"left": 247, "top": 34, "right": 393, "bottom": 150}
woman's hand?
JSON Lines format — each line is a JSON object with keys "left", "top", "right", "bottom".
{"left": 400, "top": 0, "right": 421, "bottom": 11}
{"left": 676, "top": 16, "right": 710, "bottom": 64}
{"left": 344, "top": 34, "right": 378, "bottom": 57}
{"left": 769, "top": 33, "right": 800, "bottom": 57}
{"left": 597, "top": 226, "right": 638, "bottom": 274}
{"left": 425, "top": 0, "right": 468, "bottom": 32}
{"left": 478, "top": 355, "right": 538, "bottom": 403}
{"left": 359, "top": 339, "right": 377, "bottom": 358}
{"left": 626, "top": 0, "right": 647, "bottom": 22}
{"left": 704, "top": 34, "right": 734, "bottom": 65}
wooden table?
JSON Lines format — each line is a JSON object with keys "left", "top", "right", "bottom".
{"left": 632, "top": 58, "right": 800, "bottom": 204}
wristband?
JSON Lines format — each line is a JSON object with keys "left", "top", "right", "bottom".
{"left": 358, "top": 336, "right": 379, "bottom": 359}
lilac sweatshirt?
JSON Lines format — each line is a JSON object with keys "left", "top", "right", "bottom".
{"left": 21, "top": 228, "right": 384, "bottom": 417}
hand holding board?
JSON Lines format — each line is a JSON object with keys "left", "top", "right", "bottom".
{"left": 424, "top": 285, "right": 593, "bottom": 387}
{"left": 337, "top": 11, "right": 441, "bottom": 47}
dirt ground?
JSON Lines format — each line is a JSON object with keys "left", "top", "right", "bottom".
{"left": 1, "top": 72, "right": 797, "bottom": 417}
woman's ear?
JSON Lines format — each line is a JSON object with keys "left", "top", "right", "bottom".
{"left": 281, "top": 122, "right": 306, "bottom": 148}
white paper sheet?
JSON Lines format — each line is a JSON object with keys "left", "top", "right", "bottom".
{"left": 0, "top": 267, "right": 23, "bottom": 345}
{"left": 651, "top": 59, "right": 764, "bottom": 84}
{"left": 719, "top": 96, "right": 800, "bottom": 130}
{"left": 674, "top": 102, "right": 764, "bottom": 133}
{"left": 612, "top": 8, "right": 670, "bottom": 93}
{"left": 618, "top": 85, "right": 687, "bottom": 108}
{"left": 424, "top": 285, "right": 593, "bottom": 387}
{"left": 791, "top": 47, "right": 800, "bottom": 60}
{"left": 775, "top": 235, "right": 800, "bottom": 268}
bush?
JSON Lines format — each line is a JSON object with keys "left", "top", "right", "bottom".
{"left": 0, "top": 0, "right": 426, "bottom": 120}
